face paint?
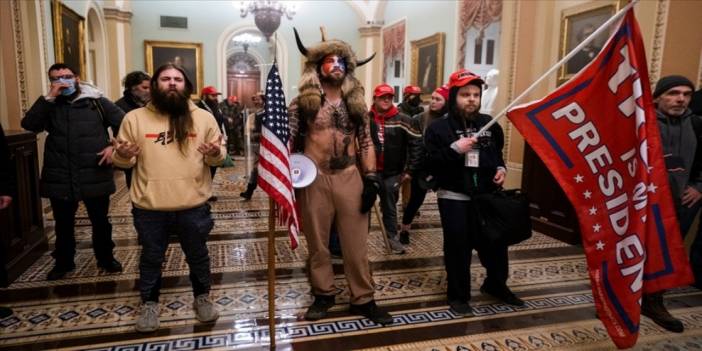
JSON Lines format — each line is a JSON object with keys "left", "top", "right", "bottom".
{"left": 321, "top": 55, "right": 346, "bottom": 77}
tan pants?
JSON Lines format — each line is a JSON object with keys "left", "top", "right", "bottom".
{"left": 298, "top": 166, "right": 374, "bottom": 305}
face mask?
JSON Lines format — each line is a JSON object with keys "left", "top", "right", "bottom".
{"left": 59, "top": 78, "right": 76, "bottom": 96}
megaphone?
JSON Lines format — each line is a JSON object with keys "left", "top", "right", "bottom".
{"left": 290, "top": 153, "right": 317, "bottom": 189}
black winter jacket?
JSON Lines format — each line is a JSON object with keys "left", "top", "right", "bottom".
{"left": 425, "top": 113, "right": 505, "bottom": 196}
{"left": 370, "top": 110, "right": 422, "bottom": 177}
{"left": 398, "top": 101, "right": 424, "bottom": 118}
{"left": 0, "top": 125, "right": 15, "bottom": 197}
{"left": 21, "top": 84, "right": 124, "bottom": 200}
{"left": 114, "top": 91, "right": 143, "bottom": 114}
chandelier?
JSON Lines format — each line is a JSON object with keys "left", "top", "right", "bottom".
{"left": 232, "top": 32, "right": 262, "bottom": 53}
{"left": 240, "top": 1, "right": 297, "bottom": 41}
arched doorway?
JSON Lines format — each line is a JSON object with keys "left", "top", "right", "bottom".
{"left": 86, "top": 7, "right": 107, "bottom": 93}
{"left": 226, "top": 52, "right": 261, "bottom": 109}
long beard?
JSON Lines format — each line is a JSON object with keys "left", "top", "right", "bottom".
{"left": 151, "top": 88, "right": 193, "bottom": 151}
{"left": 152, "top": 88, "right": 190, "bottom": 119}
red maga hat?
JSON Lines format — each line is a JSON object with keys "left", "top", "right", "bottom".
{"left": 403, "top": 85, "right": 421, "bottom": 95}
{"left": 434, "top": 84, "right": 449, "bottom": 101}
{"left": 373, "top": 83, "right": 395, "bottom": 97}
{"left": 448, "top": 69, "right": 484, "bottom": 89}
{"left": 201, "top": 86, "right": 221, "bottom": 96}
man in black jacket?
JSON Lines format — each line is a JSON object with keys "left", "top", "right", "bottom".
{"left": 114, "top": 71, "right": 151, "bottom": 189}
{"left": 22, "top": 63, "right": 125, "bottom": 280}
{"left": 398, "top": 85, "right": 424, "bottom": 117}
{"left": 0, "top": 124, "right": 15, "bottom": 318}
{"left": 648, "top": 75, "right": 700, "bottom": 333}
{"left": 425, "top": 69, "right": 522, "bottom": 316}
{"left": 370, "top": 84, "right": 422, "bottom": 254}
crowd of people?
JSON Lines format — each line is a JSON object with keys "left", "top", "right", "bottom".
{"left": 2, "top": 30, "right": 701, "bottom": 335}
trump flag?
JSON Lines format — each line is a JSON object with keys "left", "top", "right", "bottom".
{"left": 506, "top": 10, "right": 692, "bottom": 349}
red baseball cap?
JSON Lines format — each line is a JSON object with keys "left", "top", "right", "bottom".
{"left": 201, "top": 86, "right": 221, "bottom": 96}
{"left": 434, "top": 84, "right": 449, "bottom": 101}
{"left": 448, "top": 69, "right": 484, "bottom": 89}
{"left": 374, "top": 83, "right": 395, "bottom": 97}
{"left": 403, "top": 85, "right": 421, "bottom": 95}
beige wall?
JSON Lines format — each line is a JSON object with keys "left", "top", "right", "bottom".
{"left": 499, "top": 0, "right": 702, "bottom": 189}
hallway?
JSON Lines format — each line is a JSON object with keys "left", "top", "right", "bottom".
{"left": 1, "top": 164, "right": 701, "bottom": 350}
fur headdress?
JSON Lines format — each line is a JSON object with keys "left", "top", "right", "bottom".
{"left": 294, "top": 27, "right": 375, "bottom": 123}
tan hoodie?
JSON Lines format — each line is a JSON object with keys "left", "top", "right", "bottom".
{"left": 112, "top": 101, "right": 225, "bottom": 211}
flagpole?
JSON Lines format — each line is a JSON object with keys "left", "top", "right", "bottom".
{"left": 267, "top": 197, "right": 276, "bottom": 349}
{"left": 475, "top": 0, "right": 639, "bottom": 136}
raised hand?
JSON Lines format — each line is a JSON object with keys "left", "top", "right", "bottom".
{"left": 197, "top": 135, "right": 223, "bottom": 157}
{"left": 97, "top": 145, "right": 114, "bottom": 165}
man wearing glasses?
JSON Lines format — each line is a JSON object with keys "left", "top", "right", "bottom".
{"left": 22, "top": 63, "right": 125, "bottom": 280}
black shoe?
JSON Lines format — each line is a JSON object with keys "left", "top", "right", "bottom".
{"left": 304, "top": 295, "right": 335, "bottom": 321}
{"left": 642, "top": 292, "right": 684, "bottom": 333}
{"left": 208, "top": 196, "right": 218, "bottom": 202}
{"left": 349, "top": 300, "right": 394, "bottom": 326}
{"left": 0, "top": 307, "right": 12, "bottom": 319}
{"left": 399, "top": 230, "right": 410, "bottom": 245}
{"left": 47, "top": 263, "right": 76, "bottom": 281}
{"left": 97, "top": 258, "right": 123, "bottom": 273}
{"left": 480, "top": 283, "right": 525, "bottom": 306}
{"left": 448, "top": 300, "right": 473, "bottom": 317}
{"left": 239, "top": 192, "right": 252, "bottom": 201}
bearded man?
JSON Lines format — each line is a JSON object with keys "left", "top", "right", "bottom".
{"left": 113, "top": 63, "right": 225, "bottom": 332}
{"left": 289, "top": 28, "right": 393, "bottom": 325}
{"left": 425, "top": 69, "right": 523, "bottom": 316}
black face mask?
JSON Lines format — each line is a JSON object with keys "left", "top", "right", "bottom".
{"left": 408, "top": 95, "right": 421, "bottom": 107}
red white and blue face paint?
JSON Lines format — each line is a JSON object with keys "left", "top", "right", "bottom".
{"left": 321, "top": 54, "right": 346, "bottom": 77}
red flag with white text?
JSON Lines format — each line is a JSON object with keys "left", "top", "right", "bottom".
{"left": 506, "top": 10, "right": 692, "bottom": 349}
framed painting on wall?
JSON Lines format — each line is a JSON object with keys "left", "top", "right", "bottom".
{"left": 411, "top": 33, "right": 445, "bottom": 100}
{"left": 558, "top": 1, "right": 623, "bottom": 85}
{"left": 145, "top": 40, "right": 203, "bottom": 99}
{"left": 51, "top": 0, "right": 86, "bottom": 77}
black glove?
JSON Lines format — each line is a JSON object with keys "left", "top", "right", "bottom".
{"left": 361, "top": 173, "right": 382, "bottom": 213}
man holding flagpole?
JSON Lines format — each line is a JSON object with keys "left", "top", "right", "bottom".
{"left": 505, "top": 6, "right": 693, "bottom": 348}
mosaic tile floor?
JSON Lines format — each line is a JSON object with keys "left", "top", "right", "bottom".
{"left": 2, "top": 164, "right": 701, "bottom": 350}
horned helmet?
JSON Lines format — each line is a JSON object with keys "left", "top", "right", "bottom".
{"left": 294, "top": 27, "right": 375, "bottom": 124}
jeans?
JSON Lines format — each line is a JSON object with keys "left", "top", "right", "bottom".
{"left": 438, "top": 198, "right": 509, "bottom": 302}
{"left": 133, "top": 204, "right": 214, "bottom": 302}
{"left": 50, "top": 196, "right": 114, "bottom": 266}
{"left": 380, "top": 175, "right": 401, "bottom": 239}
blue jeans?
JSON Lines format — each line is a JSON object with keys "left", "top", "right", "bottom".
{"left": 677, "top": 200, "right": 702, "bottom": 286}
{"left": 133, "top": 204, "right": 214, "bottom": 302}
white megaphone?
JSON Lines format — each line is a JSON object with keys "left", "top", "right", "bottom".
{"left": 290, "top": 153, "right": 317, "bottom": 189}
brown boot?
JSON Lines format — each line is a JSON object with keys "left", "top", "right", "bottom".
{"left": 641, "top": 292, "right": 684, "bottom": 333}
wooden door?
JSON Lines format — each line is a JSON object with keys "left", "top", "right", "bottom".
{"left": 227, "top": 72, "right": 260, "bottom": 109}
{"left": 521, "top": 143, "right": 581, "bottom": 245}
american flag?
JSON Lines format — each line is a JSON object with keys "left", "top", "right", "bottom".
{"left": 257, "top": 64, "right": 300, "bottom": 249}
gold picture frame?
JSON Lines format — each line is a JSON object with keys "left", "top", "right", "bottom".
{"left": 145, "top": 40, "right": 204, "bottom": 99}
{"left": 51, "top": 0, "right": 86, "bottom": 77}
{"left": 558, "top": 1, "right": 623, "bottom": 85}
{"left": 411, "top": 33, "right": 445, "bottom": 100}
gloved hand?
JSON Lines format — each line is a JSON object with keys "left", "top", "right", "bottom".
{"left": 361, "top": 173, "right": 382, "bottom": 213}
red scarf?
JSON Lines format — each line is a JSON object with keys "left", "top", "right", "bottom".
{"left": 370, "top": 105, "right": 399, "bottom": 171}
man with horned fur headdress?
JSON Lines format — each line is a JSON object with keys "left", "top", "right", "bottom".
{"left": 289, "top": 28, "right": 393, "bottom": 325}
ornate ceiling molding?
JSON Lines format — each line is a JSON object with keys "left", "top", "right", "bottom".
{"left": 359, "top": 25, "right": 382, "bottom": 38}
{"left": 648, "top": 0, "right": 668, "bottom": 86}
{"left": 103, "top": 7, "right": 132, "bottom": 23}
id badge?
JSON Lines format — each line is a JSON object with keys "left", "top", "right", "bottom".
{"left": 465, "top": 150, "right": 479, "bottom": 168}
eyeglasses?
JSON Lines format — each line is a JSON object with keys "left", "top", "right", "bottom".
{"left": 49, "top": 74, "right": 75, "bottom": 82}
